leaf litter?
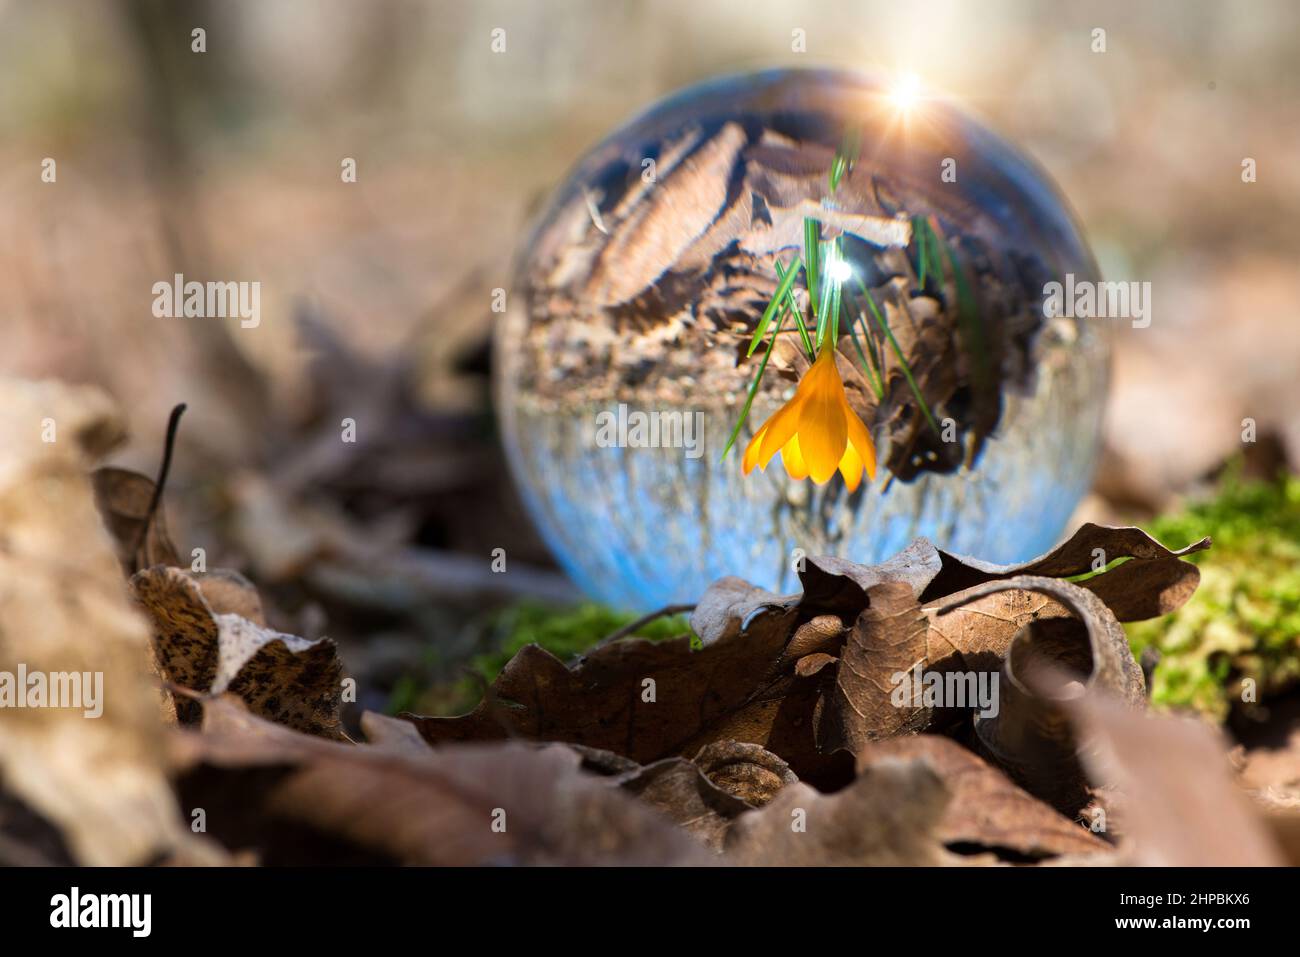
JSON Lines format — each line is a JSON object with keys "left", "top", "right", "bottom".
{"left": 2, "top": 376, "right": 1298, "bottom": 867}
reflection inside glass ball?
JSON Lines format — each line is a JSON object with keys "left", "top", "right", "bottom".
{"left": 496, "top": 69, "right": 1107, "bottom": 611}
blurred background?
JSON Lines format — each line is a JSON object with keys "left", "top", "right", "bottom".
{"left": 2, "top": 0, "right": 1297, "bottom": 724}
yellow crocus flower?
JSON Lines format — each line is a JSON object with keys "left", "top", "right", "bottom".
{"left": 742, "top": 348, "right": 877, "bottom": 491}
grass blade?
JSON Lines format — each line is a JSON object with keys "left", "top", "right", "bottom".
{"left": 721, "top": 319, "right": 782, "bottom": 461}
{"left": 748, "top": 255, "right": 802, "bottom": 357}
{"left": 856, "top": 277, "right": 942, "bottom": 437}
{"left": 816, "top": 242, "right": 836, "bottom": 347}
{"left": 846, "top": 315, "right": 884, "bottom": 399}
{"left": 775, "top": 259, "right": 815, "bottom": 358}
{"left": 804, "top": 218, "right": 821, "bottom": 320}
{"left": 942, "top": 239, "right": 992, "bottom": 392}
{"left": 827, "top": 238, "right": 844, "bottom": 344}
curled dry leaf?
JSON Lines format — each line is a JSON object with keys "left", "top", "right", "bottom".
{"left": 692, "top": 740, "right": 797, "bottom": 807}
{"left": 797, "top": 539, "right": 943, "bottom": 617}
{"left": 0, "top": 377, "right": 182, "bottom": 865}
{"left": 793, "top": 652, "right": 837, "bottom": 678}
{"left": 613, "top": 757, "right": 751, "bottom": 852}
{"left": 936, "top": 576, "right": 1146, "bottom": 813}
{"left": 688, "top": 576, "right": 797, "bottom": 646}
{"left": 857, "top": 735, "right": 1111, "bottom": 862}
{"left": 132, "top": 565, "right": 345, "bottom": 738}
{"left": 780, "top": 613, "right": 844, "bottom": 663}
{"left": 174, "top": 695, "right": 708, "bottom": 866}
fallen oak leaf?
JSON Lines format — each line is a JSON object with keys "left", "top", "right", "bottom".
{"left": 403, "top": 594, "right": 857, "bottom": 784}
{"left": 175, "top": 695, "right": 708, "bottom": 866}
{"left": 923, "top": 523, "right": 1211, "bottom": 621}
{"left": 363, "top": 714, "right": 746, "bottom": 853}
{"left": 132, "top": 565, "right": 345, "bottom": 738}
{"left": 724, "top": 756, "right": 951, "bottom": 866}
{"left": 856, "top": 735, "right": 1112, "bottom": 862}
{"left": 820, "top": 576, "right": 1147, "bottom": 759}
{"left": 823, "top": 581, "right": 934, "bottom": 753}
{"left": 795, "top": 524, "right": 1207, "bottom": 629}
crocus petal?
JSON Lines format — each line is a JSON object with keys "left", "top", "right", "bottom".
{"left": 756, "top": 393, "right": 806, "bottom": 468}
{"left": 739, "top": 344, "right": 879, "bottom": 493}
{"left": 797, "top": 356, "right": 849, "bottom": 483}
{"left": 781, "top": 434, "right": 810, "bottom": 480}
{"left": 742, "top": 422, "right": 769, "bottom": 474}
{"left": 838, "top": 441, "right": 863, "bottom": 492}
{"left": 844, "top": 406, "right": 878, "bottom": 481}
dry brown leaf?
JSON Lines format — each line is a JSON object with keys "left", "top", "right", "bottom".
{"left": 0, "top": 377, "right": 182, "bottom": 865}
{"left": 692, "top": 740, "right": 797, "bottom": 807}
{"left": 724, "top": 757, "right": 950, "bottom": 866}
{"left": 857, "top": 735, "right": 1112, "bottom": 862}
{"left": 91, "top": 466, "right": 181, "bottom": 574}
{"left": 614, "top": 757, "right": 750, "bottom": 852}
{"left": 793, "top": 652, "right": 838, "bottom": 677}
{"left": 780, "top": 613, "right": 844, "bottom": 663}
{"left": 797, "top": 539, "right": 943, "bottom": 616}
{"left": 825, "top": 581, "right": 934, "bottom": 752}
{"left": 132, "top": 565, "right": 345, "bottom": 738}
{"left": 174, "top": 695, "right": 707, "bottom": 865}
{"left": 924, "top": 523, "right": 1211, "bottom": 620}
{"left": 794, "top": 523, "right": 1206, "bottom": 627}
{"left": 363, "top": 713, "right": 749, "bottom": 854}
{"left": 936, "top": 576, "right": 1146, "bottom": 813}
{"left": 411, "top": 524, "right": 1204, "bottom": 801}
{"left": 404, "top": 598, "right": 818, "bottom": 770}
{"left": 689, "top": 576, "right": 797, "bottom": 645}
{"left": 1065, "top": 691, "right": 1283, "bottom": 866}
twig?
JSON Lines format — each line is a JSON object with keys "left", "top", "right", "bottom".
{"left": 592, "top": 604, "right": 695, "bottom": 651}
{"left": 132, "top": 402, "right": 186, "bottom": 559}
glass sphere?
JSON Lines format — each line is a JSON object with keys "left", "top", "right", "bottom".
{"left": 496, "top": 69, "right": 1107, "bottom": 611}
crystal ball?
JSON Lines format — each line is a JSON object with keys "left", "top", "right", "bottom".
{"left": 496, "top": 68, "right": 1108, "bottom": 611}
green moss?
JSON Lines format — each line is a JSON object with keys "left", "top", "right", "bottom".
{"left": 468, "top": 602, "right": 692, "bottom": 683}
{"left": 398, "top": 602, "right": 692, "bottom": 716}
{"left": 1126, "top": 471, "right": 1300, "bottom": 719}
